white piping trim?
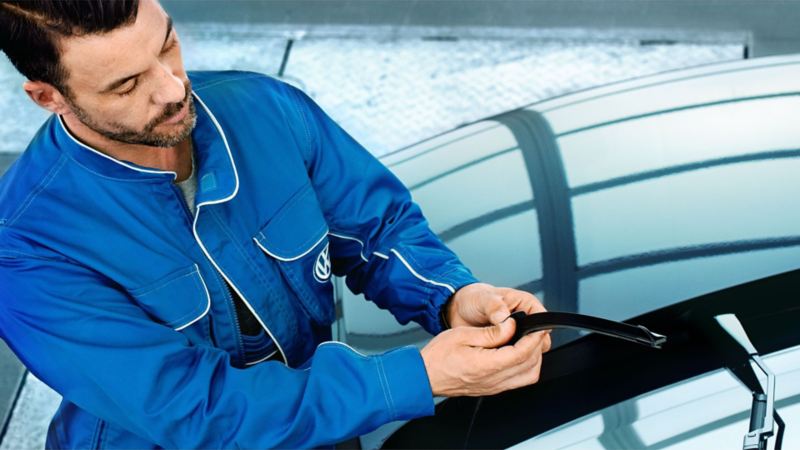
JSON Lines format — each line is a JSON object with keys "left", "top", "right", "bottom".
{"left": 373, "top": 251, "right": 389, "bottom": 260}
{"left": 253, "top": 230, "right": 328, "bottom": 262}
{"left": 189, "top": 91, "right": 288, "bottom": 365}
{"left": 327, "top": 232, "right": 369, "bottom": 262}
{"left": 244, "top": 349, "right": 278, "bottom": 366}
{"left": 56, "top": 116, "right": 177, "bottom": 179}
{"left": 317, "top": 340, "right": 369, "bottom": 358}
{"left": 389, "top": 248, "right": 456, "bottom": 294}
{"left": 174, "top": 264, "right": 212, "bottom": 331}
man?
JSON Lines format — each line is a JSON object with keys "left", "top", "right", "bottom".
{"left": 0, "top": 0, "right": 550, "bottom": 447}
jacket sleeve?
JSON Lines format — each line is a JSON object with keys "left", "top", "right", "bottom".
{"left": 285, "top": 85, "right": 480, "bottom": 335}
{"left": 0, "top": 253, "right": 433, "bottom": 448}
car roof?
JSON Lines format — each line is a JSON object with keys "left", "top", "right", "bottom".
{"left": 338, "top": 54, "right": 800, "bottom": 351}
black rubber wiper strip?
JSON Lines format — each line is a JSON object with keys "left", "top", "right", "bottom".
{"left": 510, "top": 311, "right": 667, "bottom": 349}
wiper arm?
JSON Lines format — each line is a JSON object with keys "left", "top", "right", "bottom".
{"left": 509, "top": 311, "right": 666, "bottom": 349}
{"left": 714, "top": 314, "right": 785, "bottom": 450}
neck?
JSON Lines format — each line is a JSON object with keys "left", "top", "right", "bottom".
{"left": 61, "top": 113, "right": 193, "bottom": 182}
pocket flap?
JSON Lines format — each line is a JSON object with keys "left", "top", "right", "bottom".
{"left": 129, "top": 264, "right": 211, "bottom": 331}
{"left": 255, "top": 184, "right": 329, "bottom": 261}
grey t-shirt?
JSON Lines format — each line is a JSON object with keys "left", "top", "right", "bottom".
{"left": 176, "top": 150, "right": 197, "bottom": 214}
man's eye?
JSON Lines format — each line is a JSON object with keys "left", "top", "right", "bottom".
{"left": 161, "top": 39, "right": 178, "bottom": 54}
{"left": 117, "top": 79, "right": 138, "bottom": 97}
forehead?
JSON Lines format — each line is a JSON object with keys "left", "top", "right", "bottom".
{"left": 58, "top": 0, "right": 168, "bottom": 92}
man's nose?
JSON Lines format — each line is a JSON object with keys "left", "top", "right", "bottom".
{"left": 151, "top": 64, "right": 185, "bottom": 105}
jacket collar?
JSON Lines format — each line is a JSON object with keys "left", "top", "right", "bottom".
{"left": 52, "top": 90, "right": 239, "bottom": 205}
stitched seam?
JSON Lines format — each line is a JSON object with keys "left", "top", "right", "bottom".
{"left": 375, "top": 358, "right": 393, "bottom": 416}
{"left": 211, "top": 209, "right": 279, "bottom": 290}
{"left": 388, "top": 248, "right": 445, "bottom": 324}
{"left": 327, "top": 230, "right": 370, "bottom": 262}
{"left": 287, "top": 222, "right": 327, "bottom": 256}
{"left": 258, "top": 222, "right": 328, "bottom": 259}
{"left": 399, "top": 246, "right": 456, "bottom": 293}
{"left": 287, "top": 86, "right": 316, "bottom": 158}
{"left": 417, "top": 265, "right": 463, "bottom": 329}
{"left": 0, "top": 250, "right": 70, "bottom": 262}
{"left": 245, "top": 238, "right": 281, "bottom": 295}
{"left": 7, "top": 154, "right": 67, "bottom": 227}
{"left": 318, "top": 341, "right": 369, "bottom": 359}
{"left": 284, "top": 257, "right": 323, "bottom": 322}
{"left": 60, "top": 151, "right": 167, "bottom": 183}
{"left": 376, "top": 358, "right": 397, "bottom": 420}
{"left": 129, "top": 269, "right": 196, "bottom": 297}
{"left": 380, "top": 358, "right": 397, "bottom": 419}
{"left": 256, "top": 184, "right": 329, "bottom": 258}
{"left": 273, "top": 181, "right": 311, "bottom": 217}
{"left": 170, "top": 274, "right": 209, "bottom": 328}
{"left": 255, "top": 182, "right": 309, "bottom": 240}
{"left": 279, "top": 90, "right": 309, "bottom": 166}
{"left": 251, "top": 234, "right": 329, "bottom": 328}
{"left": 192, "top": 73, "right": 265, "bottom": 91}
{"left": 130, "top": 271, "right": 207, "bottom": 328}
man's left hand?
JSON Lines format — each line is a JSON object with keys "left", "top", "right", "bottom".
{"left": 446, "top": 282, "right": 547, "bottom": 328}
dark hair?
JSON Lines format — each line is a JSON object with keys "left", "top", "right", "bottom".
{"left": 0, "top": 0, "right": 140, "bottom": 94}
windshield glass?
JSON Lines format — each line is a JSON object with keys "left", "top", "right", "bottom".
{"left": 513, "top": 344, "right": 800, "bottom": 449}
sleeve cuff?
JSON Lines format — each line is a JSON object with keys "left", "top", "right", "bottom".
{"left": 376, "top": 346, "right": 436, "bottom": 421}
{"left": 427, "top": 267, "right": 480, "bottom": 335}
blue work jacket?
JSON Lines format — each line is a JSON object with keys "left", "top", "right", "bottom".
{"left": 0, "top": 71, "right": 478, "bottom": 448}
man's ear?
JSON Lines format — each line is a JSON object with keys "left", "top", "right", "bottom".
{"left": 23, "top": 81, "right": 72, "bottom": 115}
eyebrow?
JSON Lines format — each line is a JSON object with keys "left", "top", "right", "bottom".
{"left": 99, "top": 16, "right": 175, "bottom": 93}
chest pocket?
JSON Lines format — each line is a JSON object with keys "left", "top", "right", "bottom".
{"left": 128, "top": 264, "right": 211, "bottom": 332}
{"left": 253, "top": 184, "right": 335, "bottom": 326}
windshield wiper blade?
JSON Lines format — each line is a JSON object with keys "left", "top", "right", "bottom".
{"left": 509, "top": 311, "right": 666, "bottom": 349}
{"left": 714, "top": 314, "right": 785, "bottom": 450}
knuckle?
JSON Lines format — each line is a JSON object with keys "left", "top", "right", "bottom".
{"left": 510, "top": 349, "right": 525, "bottom": 365}
{"left": 484, "top": 326, "right": 498, "bottom": 342}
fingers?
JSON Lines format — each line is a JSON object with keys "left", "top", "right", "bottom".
{"left": 497, "top": 289, "right": 551, "bottom": 352}
{"left": 422, "top": 324, "right": 547, "bottom": 397}
{"left": 484, "top": 333, "right": 546, "bottom": 394}
{"left": 501, "top": 289, "right": 547, "bottom": 315}
{"left": 486, "top": 330, "right": 545, "bottom": 369}
{"left": 483, "top": 296, "right": 511, "bottom": 325}
{"left": 541, "top": 331, "right": 552, "bottom": 353}
{"left": 460, "top": 317, "right": 516, "bottom": 348}
{"left": 492, "top": 359, "right": 543, "bottom": 394}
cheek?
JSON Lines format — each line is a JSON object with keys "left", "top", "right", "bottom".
{"left": 94, "top": 97, "right": 151, "bottom": 127}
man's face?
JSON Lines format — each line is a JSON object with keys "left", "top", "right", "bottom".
{"left": 57, "top": 0, "right": 195, "bottom": 148}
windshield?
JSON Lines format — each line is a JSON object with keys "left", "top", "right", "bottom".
{"left": 514, "top": 344, "right": 800, "bottom": 449}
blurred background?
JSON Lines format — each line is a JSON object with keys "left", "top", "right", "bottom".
{"left": 1, "top": 1, "right": 799, "bottom": 448}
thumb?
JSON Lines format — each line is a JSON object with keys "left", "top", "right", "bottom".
{"left": 486, "top": 299, "right": 511, "bottom": 325}
{"left": 464, "top": 317, "right": 516, "bottom": 348}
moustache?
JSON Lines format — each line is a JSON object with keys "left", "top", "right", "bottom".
{"left": 147, "top": 81, "right": 193, "bottom": 129}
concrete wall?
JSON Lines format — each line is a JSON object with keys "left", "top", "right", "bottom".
{"left": 162, "top": 0, "right": 800, "bottom": 57}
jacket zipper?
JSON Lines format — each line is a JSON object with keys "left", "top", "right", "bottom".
{"left": 171, "top": 184, "right": 289, "bottom": 365}
{"left": 171, "top": 185, "right": 246, "bottom": 362}
{"left": 217, "top": 271, "right": 246, "bottom": 364}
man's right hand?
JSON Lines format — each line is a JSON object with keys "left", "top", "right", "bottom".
{"left": 420, "top": 317, "right": 549, "bottom": 397}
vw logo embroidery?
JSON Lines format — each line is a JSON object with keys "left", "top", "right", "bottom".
{"left": 313, "top": 243, "right": 331, "bottom": 283}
